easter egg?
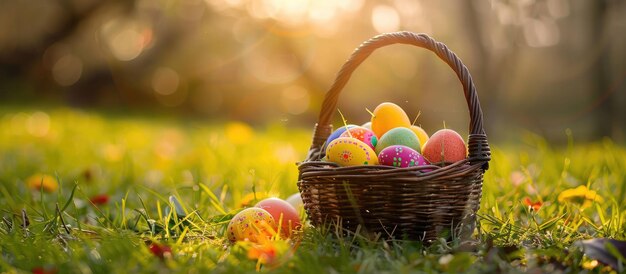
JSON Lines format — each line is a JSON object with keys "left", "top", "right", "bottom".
{"left": 285, "top": 193, "right": 304, "bottom": 216}
{"left": 375, "top": 127, "right": 421, "bottom": 154}
{"left": 340, "top": 126, "right": 377, "bottom": 150}
{"left": 410, "top": 125, "right": 429, "bottom": 150}
{"left": 371, "top": 102, "right": 411, "bottom": 138}
{"left": 326, "top": 137, "right": 379, "bottom": 166}
{"left": 378, "top": 145, "right": 428, "bottom": 168}
{"left": 227, "top": 208, "right": 276, "bottom": 243}
{"left": 255, "top": 198, "right": 301, "bottom": 237}
{"left": 361, "top": 122, "right": 372, "bottom": 130}
{"left": 421, "top": 129, "right": 467, "bottom": 164}
{"left": 324, "top": 125, "right": 357, "bottom": 149}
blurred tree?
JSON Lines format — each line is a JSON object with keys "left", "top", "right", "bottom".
{"left": 1, "top": 0, "right": 624, "bottom": 142}
{"left": 0, "top": 0, "right": 133, "bottom": 104}
{"left": 590, "top": 0, "right": 614, "bottom": 140}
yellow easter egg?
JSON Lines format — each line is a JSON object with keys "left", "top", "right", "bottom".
{"left": 325, "top": 137, "right": 379, "bottom": 166}
{"left": 371, "top": 102, "right": 411, "bottom": 138}
{"left": 227, "top": 208, "right": 276, "bottom": 243}
{"left": 410, "top": 125, "right": 430, "bottom": 150}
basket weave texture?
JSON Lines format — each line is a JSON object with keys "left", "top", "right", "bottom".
{"left": 297, "top": 32, "right": 491, "bottom": 241}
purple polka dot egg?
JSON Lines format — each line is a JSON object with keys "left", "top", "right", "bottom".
{"left": 377, "top": 145, "right": 428, "bottom": 168}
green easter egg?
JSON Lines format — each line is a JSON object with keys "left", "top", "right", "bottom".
{"left": 375, "top": 127, "right": 421, "bottom": 154}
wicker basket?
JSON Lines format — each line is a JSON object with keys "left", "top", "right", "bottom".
{"left": 297, "top": 32, "right": 491, "bottom": 242}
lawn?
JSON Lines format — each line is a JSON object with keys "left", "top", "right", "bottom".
{"left": 1, "top": 107, "right": 625, "bottom": 273}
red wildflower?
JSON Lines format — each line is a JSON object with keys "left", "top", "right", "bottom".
{"left": 523, "top": 197, "right": 543, "bottom": 211}
{"left": 32, "top": 267, "right": 57, "bottom": 274}
{"left": 90, "top": 194, "right": 109, "bottom": 205}
{"left": 148, "top": 242, "right": 172, "bottom": 260}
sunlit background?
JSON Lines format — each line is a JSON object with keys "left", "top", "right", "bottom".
{"left": 0, "top": 0, "right": 624, "bottom": 143}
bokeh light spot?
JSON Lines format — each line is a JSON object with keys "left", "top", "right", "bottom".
{"left": 547, "top": 0, "right": 570, "bottom": 18}
{"left": 523, "top": 17, "right": 560, "bottom": 47}
{"left": 101, "top": 143, "right": 125, "bottom": 162}
{"left": 371, "top": 5, "right": 400, "bottom": 33}
{"left": 111, "top": 29, "right": 143, "bottom": 61}
{"left": 152, "top": 67, "right": 180, "bottom": 95}
{"left": 280, "top": 85, "right": 310, "bottom": 115}
{"left": 245, "top": 52, "right": 302, "bottom": 84}
{"left": 52, "top": 54, "right": 83, "bottom": 86}
{"left": 102, "top": 20, "right": 150, "bottom": 61}
{"left": 225, "top": 122, "right": 254, "bottom": 144}
{"left": 274, "top": 144, "right": 298, "bottom": 164}
{"left": 26, "top": 111, "right": 50, "bottom": 137}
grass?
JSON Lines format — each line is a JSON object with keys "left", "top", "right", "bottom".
{"left": 1, "top": 107, "right": 625, "bottom": 273}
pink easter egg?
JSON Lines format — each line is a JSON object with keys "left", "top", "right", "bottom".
{"left": 377, "top": 145, "right": 428, "bottom": 168}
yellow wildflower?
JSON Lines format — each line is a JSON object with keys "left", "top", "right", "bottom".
{"left": 557, "top": 185, "right": 603, "bottom": 208}
{"left": 26, "top": 174, "right": 59, "bottom": 193}
{"left": 225, "top": 122, "right": 254, "bottom": 145}
{"left": 581, "top": 259, "right": 599, "bottom": 270}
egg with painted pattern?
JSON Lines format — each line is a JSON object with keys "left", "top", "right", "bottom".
{"left": 377, "top": 145, "right": 428, "bottom": 168}
{"left": 226, "top": 208, "right": 276, "bottom": 243}
{"left": 339, "top": 126, "right": 377, "bottom": 150}
{"left": 325, "top": 137, "right": 379, "bottom": 166}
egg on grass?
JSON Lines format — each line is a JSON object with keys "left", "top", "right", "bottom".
{"left": 226, "top": 208, "right": 276, "bottom": 243}
{"left": 255, "top": 198, "right": 302, "bottom": 237}
{"left": 285, "top": 193, "right": 304, "bottom": 217}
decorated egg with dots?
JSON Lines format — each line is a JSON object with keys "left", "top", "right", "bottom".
{"left": 339, "top": 126, "right": 377, "bottom": 150}
{"left": 325, "top": 137, "right": 379, "bottom": 166}
{"left": 226, "top": 207, "right": 276, "bottom": 243}
{"left": 378, "top": 145, "right": 428, "bottom": 168}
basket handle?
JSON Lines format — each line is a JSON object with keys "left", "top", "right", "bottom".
{"left": 307, "top": 31, "right": 490, "bottom": 168}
